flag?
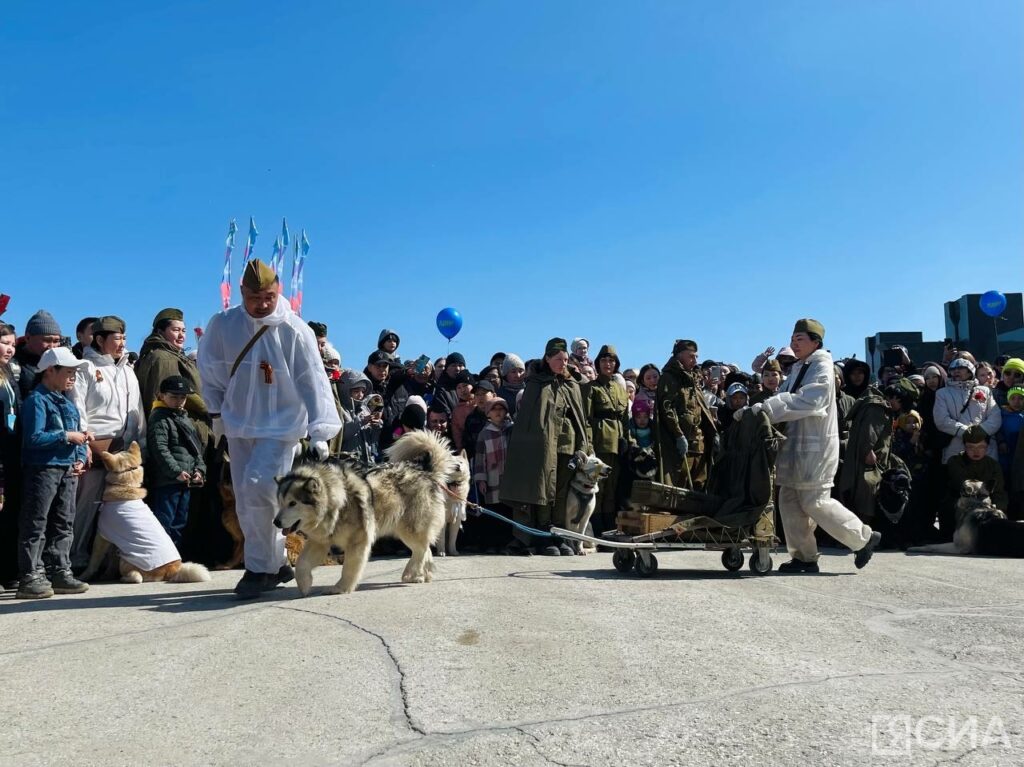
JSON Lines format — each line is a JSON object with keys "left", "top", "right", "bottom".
{"left": 242, "top": 217, "right": 259, "bottom": 264}
{"left": 291, "top": 229, "right": 309, "bottom": 314}
{"left": 220, "top": 218, "right": 238, "bottom": 310}
{"left": 281, "top": 217, "right": 290, "bottom": 252}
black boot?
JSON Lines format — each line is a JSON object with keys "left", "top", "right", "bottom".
{"left": 778, "top": 558, "right": 820, "bottom": 574}
{"left": 234, "top": 570, "right": 278, "bottom": 600}
{"left": 855, "top": 531, "right": 882, "bottom": 570}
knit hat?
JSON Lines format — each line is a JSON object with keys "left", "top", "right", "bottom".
{"left": 1002, "top": 358, "right": 1024, "bottom": 376}
{"left": 152, "top": 308, "right": 184, "bottom": 327}
{"left": 948, "top": 358, "right": 976, "bottom": 376}
{"left": 632, "top": 398, "right": 653, "bottom": 416}
{"left": 595, "top": 344, "right": 620, "bottom": 372}
{"left": 406, "top": 395, "right": 428, "bottom": 414}
{"left": 159, "top": 375, "right": 195, "bottom": 395}
{"left": 308, "top": 321, "right": 328, "bottom": 338}
{"left": 922, "top": 365, "right": 942, "bottom": 379}
{"left": 483, "top": 398, "right": 509, "bottom": 416}
{"left": 92, "top": 315, "right": 126, "bottom": 335}
{"left": 793, "top": 318, "right": 825, "bottom": 340}
{"left": 322, "top": 343, "right": 341, "bottom": 365}
{"left": 446, "top": 352, "right": 467, "bottom": 368}
{"left": 474, "top": 379, "right": 495, "bottom": 394}
{"left": 241, "top": 259, "right": 279, "bottom": 291}
{"left": 672, "top": 339, "right": 698, "bottom": 355}
{"left": 400, "top": 404, "right": 427, "bottom": 431}
{"left": 544, "top": 338, "right": 568, "bottom": 356}
{"left": 762, "top": 359, "right": 782, "bottom": 375}
{"left": 1008, "top": 386, "right": 1024, "bottom": 400}
{"left": 963, "top": 425, "right": 989, "bottom": 444}
{"left": 571, "top": 337, "right": 590, "bottom": 354}
{"left": 453, "top": 370, "right": 474, "bottom": 387}
{"left": 25, "top": 310, "right": 61, "bottom": 337}
{"left": 908, "top": 374, "right": 926, "bottom": 387}
{"left": 501, "top": 353, "right": 525, "bottom": 376}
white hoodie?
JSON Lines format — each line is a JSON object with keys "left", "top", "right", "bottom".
{"left": 198, "top": 296, "right": 341, "bottom": 443}
{"left": 72, "top": 346, "right": 146, "bottom": 448}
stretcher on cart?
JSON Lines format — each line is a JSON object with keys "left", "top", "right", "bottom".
{"left": 552, "top": 410, "right": 783, "bottom": 577}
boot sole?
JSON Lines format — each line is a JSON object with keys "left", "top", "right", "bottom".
{"left": 52, "top": 587, "right": 89, "bottom": 594}
{"left": 16, "top": 590, "right": 54, "bottom": 599}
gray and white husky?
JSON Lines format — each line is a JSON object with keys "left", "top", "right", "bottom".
{"left": 274, "top": 430, "right": 457, "bottom": 595}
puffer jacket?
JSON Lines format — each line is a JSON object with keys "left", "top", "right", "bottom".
{"left": 933, "top": 379, "right": 1001, "bottom": 464}
{"left": 146, "top": 404, "right": 206, "bottom": 488}
{"left": 760, "top": 349, "right": 840, "bottom": 490}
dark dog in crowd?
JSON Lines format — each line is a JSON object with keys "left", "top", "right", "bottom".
{"left": 911, "top": 480, "right": 1024, "bottom": 557}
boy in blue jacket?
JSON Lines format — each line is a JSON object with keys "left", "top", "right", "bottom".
{"left": 18, "top": 347, "right": 93, "bottom": 599}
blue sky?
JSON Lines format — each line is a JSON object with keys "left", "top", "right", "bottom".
{"left": 1, "top": 1, "right": 1021, "bottom": 372}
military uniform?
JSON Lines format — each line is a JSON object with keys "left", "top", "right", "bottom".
{"left": 655, "top": 344, "right": 717, "bottom": 489}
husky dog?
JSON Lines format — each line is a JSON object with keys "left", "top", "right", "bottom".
{"left": 911, "top": 480, "right": 1024, "bottom": 557}
{"left": 436, "top": 450, "right": 471, "bottom": 557}
{"left": 563, "top": 451, "right": 612, "bottom": 552}
{"left": 274, "top": 430, "right": 454, "bottom": 595}
{"left": 80, "top": 443, "right": 211, "bottom": 584}
{"left": 629, "top": 446, "right": 659, "bottom": 481}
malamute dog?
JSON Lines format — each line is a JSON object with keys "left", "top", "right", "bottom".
{"left": 563, "top": 451, "right": 611, "bottom": 553}
{"left": 274, "top": 430, "right": 456, "bottom": 595}
{"left": 911, "top": 480, "right": 1024, "bottom": 557}
{"left": 436, "top": 450, "right": 471, "bottom": 557}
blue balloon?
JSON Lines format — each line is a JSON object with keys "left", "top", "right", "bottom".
{"left": 436, "top": 307, "right": 463, "bottom": 340}
{"left": 979, "top": 291, "right": 1007, "bottom": 318}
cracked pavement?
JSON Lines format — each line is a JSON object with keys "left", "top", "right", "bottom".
{"left": 2, "top": 549, "right": 1023, "bottom": 766}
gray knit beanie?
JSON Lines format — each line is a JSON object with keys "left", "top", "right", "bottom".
{"left": 501, "top": 353, "right": 525, "bottom": 376}
{"left": 25, "top": 309, "right": 61, "bottom": 337}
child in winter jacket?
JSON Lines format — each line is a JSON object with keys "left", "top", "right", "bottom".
{"left": 474, "top": 398, "right": 513, "bottom": 504}
{"left": 338, "top": 370, "right": 382, "bottom": 464}
{"left": 146, "top": 375, "right": 206, "bottom": 549}
{"left": 629, "top": 398, "right": 654, "bottom": 449}
{"left": 997, "top": 387, "right": 1024, "bottom": 477}
{"left": 18, "top": 348, "right": 92, "bottom": 599}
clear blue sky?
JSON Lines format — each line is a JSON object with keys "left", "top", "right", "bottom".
{"left": 2, "top": 1, "right": 1021, "bottom": 372}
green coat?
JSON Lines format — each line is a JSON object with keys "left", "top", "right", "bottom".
{"left": 584, "top": 375, "right": 630, "bottom": 455}
{"left": 654, "top": 357, "right": 716, "bottom": 485}
{"left": 837, "top": 387, "right": 894, "bottom": 521}
{"left": 146, "top": 405, "right": 207, "bottom": 488}
{"left": 135, "top": 333, "right": 212, "bottom": 449}
{"left": 946, "top": 454, "right": 1008, "bottom": 511}
{"left": 500, "top": 362, "right": 590, "bottom": 507}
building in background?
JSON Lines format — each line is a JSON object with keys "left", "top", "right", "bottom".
{"left": 864, "top": 292, "right": 1024, "bottom": 375}
{"left": 945, "top": 293, "right": 1024, "bottom": 362}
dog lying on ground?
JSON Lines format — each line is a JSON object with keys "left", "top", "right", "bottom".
{"left": 436, "top": 450, "right": 470, "bottom": 557}
{"left": 563, "top": 451, "right": 611, "bottom": 553}
{"left": 274, "top": 429, "right": 455, "bottom": 595}
{"left": 80, "top": 442, "right": 211, "bottom": 584}
{"left": 910, "top": 480, "right": 1024, "bottom": 557}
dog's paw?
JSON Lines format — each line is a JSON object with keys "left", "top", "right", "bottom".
{"left": 324, "top": 583, "right": 354, "bottom": 595}
{"left": 437, "top": 551, "right": 446, "bottom": 558}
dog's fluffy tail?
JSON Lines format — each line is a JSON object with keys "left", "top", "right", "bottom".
{"left": 386, "top": 429, "right": 455, "bottom": 482}
{"left": 169, "top": 562, "right": 212, "bottom": 583}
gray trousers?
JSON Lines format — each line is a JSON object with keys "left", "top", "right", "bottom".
{"left": 70, "top": 465, "right": 106, "bottom": 570}
{"left": 19, "top": 465, "right": 79, "bottom": 577}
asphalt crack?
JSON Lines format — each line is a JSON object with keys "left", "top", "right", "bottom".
{"left": 272, "top": 604, "right": 427, "bottom": 738}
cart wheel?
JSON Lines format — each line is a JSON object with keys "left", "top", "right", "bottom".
{"left": 721, "top": 548, "right": 744, "bottom": 572}
{"left": 748, "top": 550, "right": 773, "bottom": 575}
{"left": 612, "top": 549, "right": 636, "bottom": 573}
{"left": 634, "top": 553, "right": 658, "bottom": 578}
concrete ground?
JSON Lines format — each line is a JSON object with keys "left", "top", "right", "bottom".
{"left": 2, "top": 548, "right": 1023, "bottom": 766}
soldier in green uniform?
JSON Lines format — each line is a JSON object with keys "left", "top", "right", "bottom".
{"left": 655, "top": 339, "right": 718, "bottom": 489}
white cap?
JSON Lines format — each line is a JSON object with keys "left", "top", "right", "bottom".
{"left": 726, "top": 382, "right": 748, "bottom": 397}
{"left": 38, "top": 347, "right": 88, "bottom": 371}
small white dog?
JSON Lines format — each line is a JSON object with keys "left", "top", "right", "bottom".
{"left": 436, "top": 451, "right": 471, "bottom": 556}
{"left": 563, "top": 451, "right": 611, "bottom": 553}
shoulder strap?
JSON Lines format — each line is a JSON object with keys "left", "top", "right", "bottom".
{"left": 788, "top": 362, "right": 811, "bottom": 393}
{"left": 230, "top": 325, "right": 270, "bottom": 379}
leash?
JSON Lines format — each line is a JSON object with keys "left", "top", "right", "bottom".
{"left": 434, "top": 481, "right": 559, "bottom": 539}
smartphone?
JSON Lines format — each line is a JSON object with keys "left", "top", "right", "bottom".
{"left": 414, "top": 354, "right": 431, "bottom": 374}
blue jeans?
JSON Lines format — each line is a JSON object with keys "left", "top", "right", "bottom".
{"left": 149, "top": 486, "right": 190, "bottom": 551}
